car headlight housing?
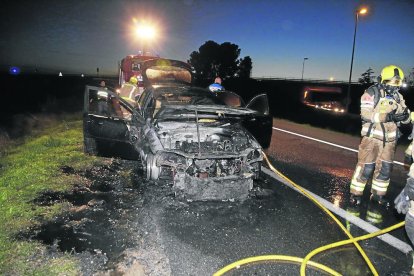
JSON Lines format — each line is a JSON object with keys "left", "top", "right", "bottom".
{"left": 246, "top": 149, "right": 262, "bottom": 162}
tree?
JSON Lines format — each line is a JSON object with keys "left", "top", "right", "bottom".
{"left": 188, "top": 41, "right": 220, "bottom": 81}
{"left": 358, "top": 67, "right": 375, "bottom": 85}
{"left": 238, "top": 56, "right": 252, "bottom": 79}
{"left": 188, "top": 40, "right": 251, "bottom": 82}
{"left": 407, "top": 67, "right": 414, "bottom": 88}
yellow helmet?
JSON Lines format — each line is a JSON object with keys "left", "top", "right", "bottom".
{"left": 129, "top": 76, "right": 138, "bottom": 85}
{"left": 381, "top": 65, "right": 404, "bottom": 86}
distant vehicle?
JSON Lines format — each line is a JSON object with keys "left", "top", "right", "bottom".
{"left": 83, "top": 58, "right": 272, "bottom": 200}
{"left": 302, "top": 86, "right": 345, "bottom": 113}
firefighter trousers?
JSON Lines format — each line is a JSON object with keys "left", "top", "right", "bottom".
{"left": 350, "top": 136, "right": 396, "bottom": 196}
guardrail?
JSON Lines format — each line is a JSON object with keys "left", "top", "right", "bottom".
{"left": 253, "top": 76, "right": 360, "bottom": 85}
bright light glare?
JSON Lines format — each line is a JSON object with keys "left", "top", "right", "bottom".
{"left": 359, "top": 8, "right": 367, "bottom": 14}
{"left": 329, "top": 77, "right": 334, "bottom": 81}
{"left": 9, "top": 66, "right": 20, "bottom": 75}
{"left": 402, "top": 83, "right": 408, "bottom": 88}
{"left": 136, "top": 25, "right": 156, "bottom": 39}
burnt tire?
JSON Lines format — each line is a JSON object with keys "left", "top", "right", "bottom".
{"left": 146, "top": 154, "right": 160, "bottom": 180}
{"left": 83, "top": 137, "right": 97, "bottom": 155}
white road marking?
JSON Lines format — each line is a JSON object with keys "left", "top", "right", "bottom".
{"left": 272, "top": 127, "right": 405, "bottom": 166}
{"left": 262, "top": 167, "right": 412, "bottom": 254}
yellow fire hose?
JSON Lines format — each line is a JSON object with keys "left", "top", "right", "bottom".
{"left": 214, "top": 255, "right": 342, "bottom": 276}
{"left": 301, "top": 221, "right": 405, "bottom": 275}
{"left": 213, "top": 151, "right": 407, "bottom": 276}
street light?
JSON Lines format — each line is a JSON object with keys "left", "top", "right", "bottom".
{"left": 135, "top": 23, "right": 156, "bottom": 55}
{"left": 346, "top": 7, "right": 368, "bottom": 112}
{"left": 301, "top": 57, "right": 309, "bottom": 81}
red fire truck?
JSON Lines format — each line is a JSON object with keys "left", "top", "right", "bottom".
{"left": 118, "top": 54, "right": 160, "bottom": 91}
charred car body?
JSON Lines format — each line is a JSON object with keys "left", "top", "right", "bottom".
{"left": 83, "top": 59, "right": 272, "bottom": 200}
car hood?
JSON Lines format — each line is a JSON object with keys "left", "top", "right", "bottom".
{"left": 154, "top": 118, "right": 261, "bottom": 155}
{"left": 141, "top": 59, "right": 193, "bottom": 85}
{"left": 155, "top": 105, "right": 258, "bottom": 121}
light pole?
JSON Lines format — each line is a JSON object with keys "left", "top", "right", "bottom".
{"left": 301, "top": 57, "right": 308, "bottom": 81}
{"left": 135, "top": 24, "right": 156, "bottom": 55}
{"left": 346, "top": 7, "right": 367, "bottom": 112}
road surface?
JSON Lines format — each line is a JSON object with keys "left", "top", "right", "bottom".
{"left": 30, "top": 118, "right": 414, "bottom": 275}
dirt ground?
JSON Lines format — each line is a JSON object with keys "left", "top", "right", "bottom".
{"left": 19, "top": 159, "right": 153, "bottom": 275}
{"left": 24, "top": 158, "right": 252, "bottom": 275}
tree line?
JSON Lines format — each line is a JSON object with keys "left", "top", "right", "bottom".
{"left": 187, "top": 40, "right": 414, "bottom": 88}
{"left": 188, "top": 40, "right": 252, "bottom": 84}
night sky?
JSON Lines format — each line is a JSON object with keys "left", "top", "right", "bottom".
{"left": 1, "top": 0, "right": 413, "bottom": 81}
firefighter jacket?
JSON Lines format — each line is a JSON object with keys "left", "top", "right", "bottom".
{"left": 360, "top": 84, "right": 410, "bottom": 143}
{"left": 119, "top": 83, "right": 139, "bottom": 105}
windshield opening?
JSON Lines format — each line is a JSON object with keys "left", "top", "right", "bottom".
{"left": 152, "top": 87, "right": 225, "bottom": 117}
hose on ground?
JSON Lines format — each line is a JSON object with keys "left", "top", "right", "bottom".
{"left": 261, "top": 151, "right": 378, "bottom": 276}
{"left": 213, "top": 151, "right": 406, "bottom": 275}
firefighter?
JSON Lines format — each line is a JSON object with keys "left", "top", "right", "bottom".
{"left": 395, "top": 129, "right": 414, "bottom": 273}
{"left": 350, "top": 65, "right": 410, "bottom": 206}
{"left": 96, "top": 90, "right": 110, "bottom": 116}
{"left": 208, "top": 76, "right": 224, "bottom": 92}
{"left": 119, "top": 76, "right": 139, "bottom": 106}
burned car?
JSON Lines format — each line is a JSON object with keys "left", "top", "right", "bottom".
{"left": 83, "top": 59, "right": 272, "bottom": 200}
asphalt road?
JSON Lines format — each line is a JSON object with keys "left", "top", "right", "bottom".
{"left": 125, "top": 118, "right": 414, "bottom": 275}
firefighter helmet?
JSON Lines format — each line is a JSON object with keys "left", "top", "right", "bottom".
{"left": 209, "top": 83, "right": 224, "bottom": 92}
{"left": 129, "top": 76, "right": 138, "bottom": 85}
{"left": 380, "top": 65, "right": 404, "bottom": 86}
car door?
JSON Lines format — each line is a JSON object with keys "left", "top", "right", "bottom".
{"left": 215, "top": 91, "right": 246, "bottom": 107}
{"left": 244, "top": 94, "right": 273, "bottom": 149}
{"left": 83, "top": 85, "right": 143, "bottom": 160}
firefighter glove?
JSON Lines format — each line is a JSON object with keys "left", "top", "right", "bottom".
{"left": 387, "top": 107, "right": 409, "bottom": 122}
{"left": 405, "top": 177, "right": 414, "bottom": 199}
{"left": 394, "top": 189, "right": 410, "bottom": 215}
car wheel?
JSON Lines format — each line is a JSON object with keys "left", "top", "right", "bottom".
{"left": 146, "top": 154, "right": 160, "bottom": 180}
{"left": 84, "top": 137, "right": 97, "bottom": 155}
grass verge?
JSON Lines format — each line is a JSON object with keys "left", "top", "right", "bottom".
{"left": 0, "top": 114, "right": 101, "bottom": 275}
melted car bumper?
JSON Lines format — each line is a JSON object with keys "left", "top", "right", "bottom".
{"left": 173, "top": 173, "right": 253, "bottom": 201}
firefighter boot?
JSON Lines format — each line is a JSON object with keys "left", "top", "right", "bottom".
{"left": 370, "top": 193, "right": 390, "bottom": 208}
{"left": 346, "top": 205, "right": 362, "bottom": 232}
{"left": 349, "top": 194, "right": 362, "bottom": 206}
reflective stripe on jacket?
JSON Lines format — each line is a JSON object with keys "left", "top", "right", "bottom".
{"left": 360, "top": 84, "right": 409, "bottom": 142}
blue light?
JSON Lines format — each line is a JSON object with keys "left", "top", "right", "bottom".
{"left": 9, "top": 66, "right": 21, "bottom": 75}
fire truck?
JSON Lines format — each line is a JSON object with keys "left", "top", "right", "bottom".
{"left": 118, "top": 53, "right": 160, "bottom": 92}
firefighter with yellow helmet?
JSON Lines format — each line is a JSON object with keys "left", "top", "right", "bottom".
{"left": 395, "top": 112, "right": 414, "bottom": 273}
{"left": 119, "top": 76, "right": 139, "bottom": 106}
{"left": 350, "top": 65, "right": 410, "bottom": 206}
